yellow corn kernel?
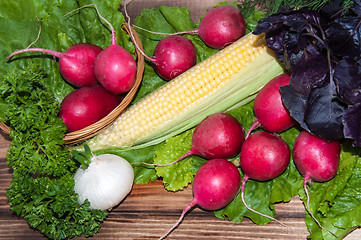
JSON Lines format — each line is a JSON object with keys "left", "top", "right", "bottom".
{"left": 86, "top": 33, "right": 284, "bottom": 151}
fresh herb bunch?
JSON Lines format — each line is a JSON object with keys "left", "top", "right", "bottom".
{"left": 252, "top": 0, "right": 361, "bottom": 146}
{"left": 1, "top": 66, "right": 107, "bottom": 239}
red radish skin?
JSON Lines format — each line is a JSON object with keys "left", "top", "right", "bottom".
{"left": 7, "top": 43, "right": 102, "bottom": 88}
{"left": 59, "top": 85, "right": 123, "bottom": 132}
{"left": 94, "top": 43, "right": 137, "bottom": 94}
{"left": 240, "top": 131, "right": 290, "bottom": 181}
{"left": 239, "top": 131, "right": 290, "bottom": 225}
{"left": 135, "top": 112, "right": 245, "bottom": 167}
{"left": 130, "top": 5, "right": 245, "bottom": 53}
{"left": 197, "top": 5, "right": 246, "bottom": 49}
{"left": 123, "top": 4, "right": 197, "bottom": 81}
{"left": 293, "top": 130, "right": 340, "bottom": 236}
{"left": 77, "top": 4, "right": 137, "bottom": 95}
{"left": 159, "top": 158, "right": 241, "bottom": 239}
{"left": 249, "top": 73, "right": 295, "bottom": 136}
{"left": 293, "top": 130, "right": 340, "bottom": 183}
{"left": 152, "top": 35, "right": 197, "bottom": 80}
{"left": 191, "top": 112, "right": 245, "bottom": 159}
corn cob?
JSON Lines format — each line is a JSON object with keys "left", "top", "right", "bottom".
{"left": 86, "top": 33, "right": 284, "bottom": 151}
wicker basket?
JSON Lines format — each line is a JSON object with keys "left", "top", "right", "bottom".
{"left": 0, "top": 22, "right": 145, "bottom": 145}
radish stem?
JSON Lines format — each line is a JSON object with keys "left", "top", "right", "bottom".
{"left": 132, "top": 25, "right": 199, "bottom": 36}
{"left": 303, "top": 177, "right": 338, "bottom": 237}
{"left": 7, "top": 48, "right": 63, "bottom": 60}
{"left": 123, "top": 2, "right": 156, "bottom": 63}
{"left": 158, "top": 198, "right": 197, "bottom": 240}
{"left": 241, "top": 176, "right": 287, "bottom": 227}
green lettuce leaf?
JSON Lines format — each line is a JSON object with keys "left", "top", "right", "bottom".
{"left": 301, "top": 144, "right": 361, "bottom": 239}
{"left": 153, "top": 130, "right": 207, "bottom": 191}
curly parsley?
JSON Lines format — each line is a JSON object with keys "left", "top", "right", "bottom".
{"left": 1, "top": 66, "right": 107, "bottom": 239}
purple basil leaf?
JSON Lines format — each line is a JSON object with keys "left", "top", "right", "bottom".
{"left": 325, "top": 16, "right": 361, "bottom": 58}
{"left": 290, "top": 54, "right": 330, "bottom": 95}
{"left": 280, "top": 84, "right": 309, "bottom": 130}
{"left": 253, "top": 8, "right": 323, "bottom": 70}
{"left": 334, "top": 58, "right": 361, "bottom": 104}
{"left": 319, "top": 0, "right": 344, "bottom": 18}
{"left": 304, "top": 81, "right": 346, "bottom": 140}
{"left": 343, "top": 103, "right": 361, "bottom": 147}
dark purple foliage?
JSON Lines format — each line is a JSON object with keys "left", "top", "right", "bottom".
{"left": 254, "top": 0, "right": 361, "bottom": 146}
{"left": 304, "top": 81, "right": 346, "bottom": 141}
{"left": 344, "top": 103, "right": 361, "bottom": 147}
{"left": 253, "top": 8, "right": 322, "bottom": 70}
{"left": 290, "top": 54, "right": 330, "bottom": 95}
{"left": 334, "top": 58, "right": 361, "bottom": 104}
{"left": 280, "top": 85, "right": 309, "bottom": 130}
{"left": 325, "top": 17, "right": 361, "bottom": 58}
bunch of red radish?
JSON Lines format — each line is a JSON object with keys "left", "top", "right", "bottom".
{"left": 6, "top": 4, "right": 137, "bottom": 132}
{"left": 6, "top": 4, "right": 247, "bottom": 132}
{"left": 131, "top": 5, "right": 246, "bottom": 81}
{"left": 158, "top": 73, "right": 341, "bottom": 239}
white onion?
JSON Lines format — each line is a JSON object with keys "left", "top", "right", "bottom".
{"left": 73, "top": 154, "right": 134, "bottom": 210}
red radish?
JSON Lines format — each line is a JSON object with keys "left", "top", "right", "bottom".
{"left": 136, "top": 112, "right": 245, "bottom": 167}
{"left": 59, "top": 85, "right": 123, "bottom": 132}
{"left": 123, "top": 5, "right": 197, "bottom": 81}
{"left": 293, "top": 130, "right": 340, "bottom": 182}
{"left": 239, "top": 131, "right": 290, "bottom": 225}
{"left": 197, "top": 5, "right": 246, "bottom": 49}
{"left": 293, "top": 130, "right": 340, "bottom": 236}
{"left": 73, "top": 4, "right": 137, "bottom": 95}
{"left": 247, "top": 73, "right": 295, "bottom": 137}
{"left": 152, "top": 35, "right": 197, "bottom": 80}
{"left": 159, "top": 158, "right": 241, "bottom": 239}
{"left": 124, "top": 4, "right": 197, "bottom": 81}
{"left": 7, "top": 43, "right": 102, "bottom": 88}
{"left": 132, "top": 5, "right": 246, "bottom": 50}
{"left": 190, "top": 112, "right": 245, "bottom": 159}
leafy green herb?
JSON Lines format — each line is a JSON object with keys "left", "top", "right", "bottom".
{"left": 2, "top": 67, "right": 107, "bottom": 239}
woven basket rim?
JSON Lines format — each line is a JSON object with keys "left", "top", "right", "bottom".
{"left": 0, "top": 22, "right": 145, "bottom": 145}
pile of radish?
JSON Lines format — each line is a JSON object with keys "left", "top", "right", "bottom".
{"left": 128, "top": 4, "right": 246, "bottom": 80}
{"left": 6, "top": 4, "right": 137, "bottom": 132}
{"left": 158, "top": 72, "right": 342, "bottom": 238}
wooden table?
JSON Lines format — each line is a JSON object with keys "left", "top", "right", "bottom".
{"left": 1, "top": 132, "right": 360, "bottom": 240}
